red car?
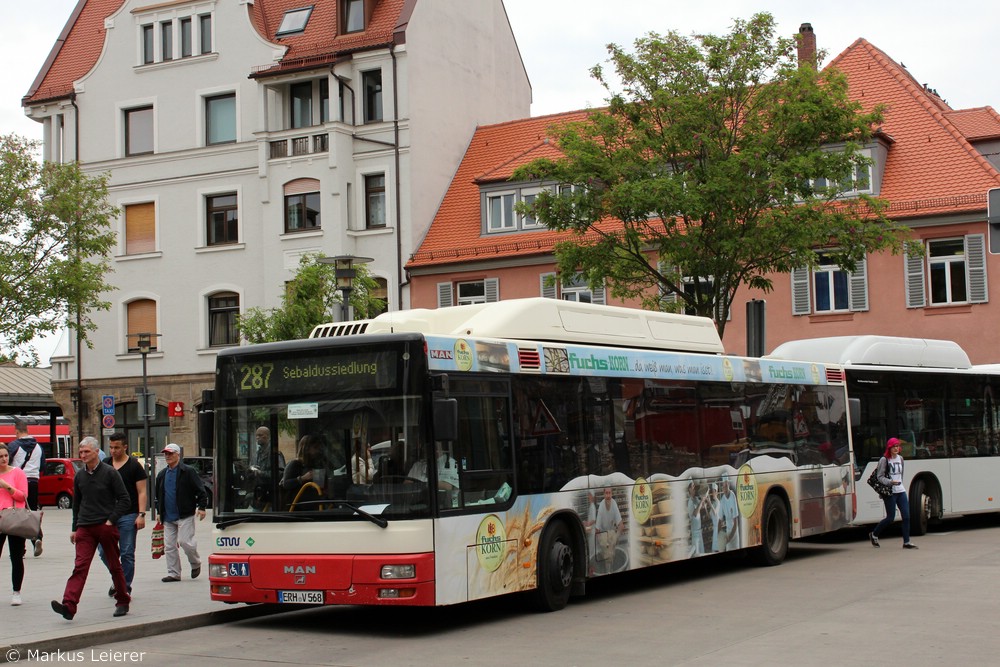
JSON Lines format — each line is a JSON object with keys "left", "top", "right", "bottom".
{"left": 39, "top": 458, "right": 83, "bottom": 509}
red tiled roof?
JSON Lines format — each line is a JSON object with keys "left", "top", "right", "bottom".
{"left": 410, "top": 37, "right": 1000, "bottom": 271}
{"left": 24, "top": 0, "right": 411, "bottom": 104}
{"left": 944, "top": 107, "right": 1000, "bottom": 141}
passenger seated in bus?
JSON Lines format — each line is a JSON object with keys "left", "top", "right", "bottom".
{"left": 349, "top": 439, "right": 375, "bottom": 485}
{"left": 407, "top": 442, "right": 459, "bottom": 491}
{"left": 281, "top": 435, "right": 329, "bottom": 508}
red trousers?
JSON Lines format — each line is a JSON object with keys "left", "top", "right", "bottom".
{"left": 61, "top": 523, "right": 131, "bottom": 614}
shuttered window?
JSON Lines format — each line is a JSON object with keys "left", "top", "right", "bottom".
{"left": 125, "top": 203, "right": 155, "bottom": 255}
{"left": 126, "top": 300, "right": 158, "bottom": 352}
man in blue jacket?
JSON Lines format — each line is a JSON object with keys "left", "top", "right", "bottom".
{"left": 154, "top": 444, "right": 207, "bottom": 582}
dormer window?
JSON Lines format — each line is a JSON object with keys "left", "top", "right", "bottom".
{"left": 277, "top": 6, "right": 313, "bottom": 36}
{"left": 343, "top": 0, "right": 365, "bottom": 33}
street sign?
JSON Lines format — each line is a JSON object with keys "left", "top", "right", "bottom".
{"left": 102, "top": 414, "right": 115, "bottom": 429}
{"left": 102, "top": 395, "right": 115, "bottom": 416}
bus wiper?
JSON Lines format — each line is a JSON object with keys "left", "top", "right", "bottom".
{"left": 215, "top": 513, "right": 315, "bottom": 528}
{"left": 332, "top": 501, "right": 389, "bottom": 528}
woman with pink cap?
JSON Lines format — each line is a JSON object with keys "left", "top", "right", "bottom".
{"left": 869, "top": 437, "right": 918, "bottom": 549}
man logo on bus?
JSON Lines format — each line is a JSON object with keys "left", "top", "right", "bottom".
{"left": 476, "top": 515, "right": 507, "bottom": 572}
{"left": 455, "top": 339, "right": 474, "bottom": 371}
{"left": 735, "top": 464, "right": 758, "bottom": 519}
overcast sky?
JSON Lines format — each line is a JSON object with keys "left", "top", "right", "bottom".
{"left": 3, "top": 0, "right": 999, "bottom": 363}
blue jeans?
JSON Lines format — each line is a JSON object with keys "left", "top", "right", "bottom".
{"left": 98, "top": 513, "right": 138, "bottom": 588}
{"left": 873, "top": 492, "right": 911, "bottom": 543}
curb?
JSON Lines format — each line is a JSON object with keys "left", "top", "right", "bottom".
{"left": 0, "top": 603, "right": 285, "bottom": 663}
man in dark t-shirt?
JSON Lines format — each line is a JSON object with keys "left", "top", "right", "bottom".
{"left": 99, "top": 432, "right": 148, "bottom": 597}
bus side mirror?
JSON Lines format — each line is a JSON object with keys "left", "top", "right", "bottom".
{"left": 433, "top": 398, "right": 458, "bottom": 443}
{"left": 848, "top": 398, "right": 861, "bottom": 428}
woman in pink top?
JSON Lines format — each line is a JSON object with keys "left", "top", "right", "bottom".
{"left": 0, "top": 446, "right": 29, "bottom": 606}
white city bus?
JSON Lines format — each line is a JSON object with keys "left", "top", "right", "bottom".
{"left": 209, "top": 299, "right": 854, "bottom": 611}
{"left": 769, "top": 336, "right": 1000, "bottom": 534}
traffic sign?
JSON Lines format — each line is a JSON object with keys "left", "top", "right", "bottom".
{"left": 102, "top": 414, "right": 115, "bottom": 429}
{"left": 102, "top": 395, "right": 115, "bottom": 416}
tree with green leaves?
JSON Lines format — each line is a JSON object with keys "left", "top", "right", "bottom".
{"left": 0, "top": 134, "right": 117, "bottom": 364}
{"left": 240, "top": 254, "right": 386, "bottom": 344}
{"left": 513, "top": 13, "right": 914, "bottom": 336}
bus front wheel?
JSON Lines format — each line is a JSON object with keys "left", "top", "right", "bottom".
{"left": 753, "top": 495, "right": 789, "bottom": 567}
{"left": 533, "top": 521, "right": 575, "bottom": 612}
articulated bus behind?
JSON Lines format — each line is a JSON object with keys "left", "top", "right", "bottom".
{"left": 770, "top": 335, "right": 1000, "bottom": 534}
{"left": 209, "top": 299, "right": 856, "bottom": 612}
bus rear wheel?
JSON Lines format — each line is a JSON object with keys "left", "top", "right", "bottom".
{"left": 533, "top": 521, "right": 575, "bottom": 612}
{"left": 910, "top": 479, "right": 936, "bottom": 536}
{"left": 753, "top": 495, "right": 789, "bottom": 567}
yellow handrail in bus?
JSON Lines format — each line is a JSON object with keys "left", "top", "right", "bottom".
{"left": 289, "top": 482, "right": 324, "bottom": 512}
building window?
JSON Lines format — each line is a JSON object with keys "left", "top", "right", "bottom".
{"left": 487, "top": 192, "right": 516, "bottom": 232}
{"left": 343, "top": 0, "right": 364, "bottom": 33}
{"left": 199, "top": 14, "right": 212, "bottom": 54}
{"left": 928, "top": 238, "right": 969, "bottom": 305}
{"left": 206, "top": 194, "right": 238, "bottom": 246}
{"left": 141, "top": 25, "right": 154, "bottom": 64}
{"left": 161, "top": 21, "right": 173, "bottom": 61}
{"left": 363, "top": 70, "right": 382, "bottom": 123}
{"left": 290, "top": 82, "right": 312, "bottom": 129}
{"left": 284, "top": 179, "right": 321, "bottom": 232}
{"left": 125, "top": 106, "right": 154, "bottom": 156}
{"left": 813, "top": 254, "right": 849, "bottom": 312}
{"left": 521, "top": 188, "right": 546, "bottom": 228}
{"left": 180, "top": 18, "right": 192, "bottom": 57}
{"left": 208, "top": 292, "right": 240, "bottom": 347}
{"left": 365, "top": 174, "right": 386, "bottom": 228}
{"left": 277, "top": 7, "right": 313, "bottom": 35}
{"left": 539, "top": 272, "right": 605, "bottom": 304}
{"left": 124, "top": 202, "right": 155, "bottom": 255}
{"left": 319, "top": 78, "right": 330, "bottom": 123}
{"left": 205, "top": 93, "right": 236, "bottom": 145}
{"left": 126, "top": 300, "right": 158, "bottom": 352}
{"left": 437, "top": 278, "right": 498, "bottom": 307}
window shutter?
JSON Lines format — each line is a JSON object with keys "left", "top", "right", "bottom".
{"left": 126, "top": 299, "right": 158, "bottom": 351}
{"left": 591, "top": 286, "right": 606, "bottom": 305}
{"left": 791, "top": 266, "right": 811, "bottom": 315}
{"left": 848, "top": 256, "right": 869, "bottom": 312}
{"left": 904, "top": 250, "right": 926, "bottom": 308}
{"left": 125, "top": 203, "right": 155, "bottom": 254}
{"left": 539, "top": 272, "right": 557, "bottom": 299}
{"left": 966, "top": 234, "right": 988, "bottom": 303}
{"left": 284, "top": 178, "right": 320, "bottom": 195}
{"left": 437, "top": 282, "right": 453, "bottom": 308}
{"left": 658, "top": 262, "right": 678, "bottom": 307}
{"left": 484, "top": 278, "right": 499, "bottom": 303}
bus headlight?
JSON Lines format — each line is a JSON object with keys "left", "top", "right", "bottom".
{"left": 380, "top": 564, "right": 415, "bottom": 579}
{"left": 209, "top": 564, "right": 229, "bottom": 578}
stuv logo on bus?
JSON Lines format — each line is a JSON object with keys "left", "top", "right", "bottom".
{"left": 631, "top": 477, "right": 653, "bottom": 525}
{"left": 454, "top": 339, "right": 474, "bottom": 371}
{"left": 476, "top": 514, "right": 507, "bottom": 572}
{"left": 736, "top": 464, "right": 758, "bottom": 518}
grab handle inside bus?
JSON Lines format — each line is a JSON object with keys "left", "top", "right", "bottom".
{"left": 434, "top": 398, "right": 458, "bottom": 442}
{"left": 848, "top": 398, "right": 861, "bottom": 427}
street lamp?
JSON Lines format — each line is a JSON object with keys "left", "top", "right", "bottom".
{"left": 319, "top": 255, "right": 373, "bottom": 322}
{"left": 134, "top": 332, "right": 160, "bottom": 512}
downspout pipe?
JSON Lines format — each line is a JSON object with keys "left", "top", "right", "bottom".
{"left": 391, "top": 47, "right": 405, "bottom": 309}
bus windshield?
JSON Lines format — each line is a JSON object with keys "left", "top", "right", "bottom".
{"left": 214, "top": 339, "right": 434, "bottom": 520}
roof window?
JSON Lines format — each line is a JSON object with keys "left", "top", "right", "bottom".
{"left": 276, "top": 6, "right": 313, "bottom": 36}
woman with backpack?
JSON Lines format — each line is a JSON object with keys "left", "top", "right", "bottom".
{"left": 869, "top": 437, "right": 919, "bottom": 550}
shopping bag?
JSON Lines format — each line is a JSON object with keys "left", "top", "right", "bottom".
{"left": 151, "top": 521, "right": 165, "bottom": 559}
{"left": 0, "top": 506, "right": 43, "bottom": 539}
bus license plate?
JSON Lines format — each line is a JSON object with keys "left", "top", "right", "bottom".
{"left": 279, "top": 590, "right": 323, "bottom": 604}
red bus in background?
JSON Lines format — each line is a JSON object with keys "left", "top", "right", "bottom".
{"left": 0, "top": 415, "right": 73, "bottom": 458}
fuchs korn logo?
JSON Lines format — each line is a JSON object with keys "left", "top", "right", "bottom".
{"left": 476, "top": 514, "right": 507, "bottom": 572}
{"left": 631, "top": 477, "right": 652, "bottom": 525}
{"left": 736, "top": 464, "right": 758, "bottom": 518}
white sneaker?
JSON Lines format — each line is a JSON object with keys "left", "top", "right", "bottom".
{"left": 12, "top": 592, "right": 22, "bottom": 606}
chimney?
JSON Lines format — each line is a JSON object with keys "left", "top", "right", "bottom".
{"left": 797, "top": 23, "right": 817, "bottom": 68}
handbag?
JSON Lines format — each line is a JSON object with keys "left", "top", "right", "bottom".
{"left": 0, "top": 506, "right": 43, "bottom": 539}
{"left": 866, "top": 460, "right": 894, "bottom": 499}
{"left": 151, "top": 521, "right": 165, "bottom": 559}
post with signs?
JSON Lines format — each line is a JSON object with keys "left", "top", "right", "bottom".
{"left": 989, "top": 187, "right": 1000, "bottom": 254}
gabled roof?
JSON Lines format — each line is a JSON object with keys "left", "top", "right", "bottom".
{"left": 24, "top": 0, "right": 413, "bottom": 105}
{"left": 406, "top": 109, "right": 606, "bottom": 269}
{"left": 828, "top": 38, "right": 1000, "bottom": 218}
{"left": 410, "top": 35, "right": 1000, "bottom": 271}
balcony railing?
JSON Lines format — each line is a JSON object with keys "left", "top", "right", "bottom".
{"left": 269, "top": 133, "right": 329, "bottom": 159}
